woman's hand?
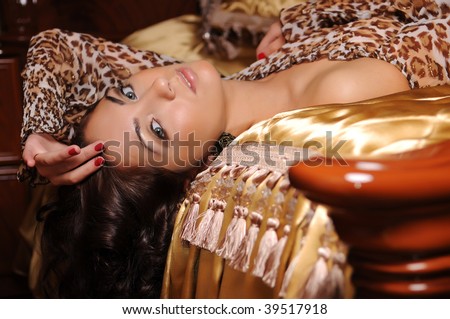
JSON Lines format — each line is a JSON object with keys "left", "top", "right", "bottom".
{"left": 22, "top": 133, "right": 105, "bottom": 185}
{"left": 256, "top": 22, "right": 286, "bottom": 59}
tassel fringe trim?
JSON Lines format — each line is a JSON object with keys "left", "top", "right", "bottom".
{"left": 178, "top": 144, "right": 349, "bottom": 298}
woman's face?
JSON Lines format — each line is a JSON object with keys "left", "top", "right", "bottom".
{"left": 84, "top": 60, "right": 226, "bottom": 171}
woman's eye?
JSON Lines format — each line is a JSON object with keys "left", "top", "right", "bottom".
{"left": 151, "top": 119, "right": 166, "bottom": 139}
{"left": 120, "top": 85, "right": 137, "bottom": 100}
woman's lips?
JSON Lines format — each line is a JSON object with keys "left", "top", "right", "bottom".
{"left": 177, "top": 67, "right": 197, "bottom": 94}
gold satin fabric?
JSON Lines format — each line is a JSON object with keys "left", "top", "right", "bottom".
{"left": 161, "top": 85, "right": 450, "bottom": 299}
{"left": 221, "top": 0, "right": 304, "bottom": 18}
{"left": 236, "top": 85, "right": 450, "bottom": 158}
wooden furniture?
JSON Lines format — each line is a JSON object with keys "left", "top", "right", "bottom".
{"left": 0, "top": 0, "right": 199, "bottom": 298}
{"left": 0, "top": 54, "right": 32, "bottom": 297}
{"left": 288, "top": 140, "right": 450, "bottom": 297}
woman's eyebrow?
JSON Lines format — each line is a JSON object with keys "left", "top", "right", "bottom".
{"left": 105, "top": 88, "right": 125, "bottom": 105}
{"left": 133, "top": 118, "right": 155, "bottom": 153}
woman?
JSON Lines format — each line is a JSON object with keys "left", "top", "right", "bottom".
{"left": 21, "top": 0, "right": 449, "bottom": 183}
{"left": 20, "top": 0, "right": 449, "bottom": 298}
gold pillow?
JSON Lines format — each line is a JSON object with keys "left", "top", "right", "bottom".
{"left": 122, "top": 14, "right": 253, "bottom": 76}
{"left": 235, "top": 85, "right": 450, "bottom": 158}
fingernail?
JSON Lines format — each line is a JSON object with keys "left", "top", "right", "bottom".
{"left": 94, "top": 157, "right": 105, "bottom": 167}
{"left": 68, "top": 148, "right": 78, "bottom": 156}
{"left": 95, "top": 143, "right": 104, "bottom": 152}
{"left": 257, "top": 52, "right": 266, "bottom": 60}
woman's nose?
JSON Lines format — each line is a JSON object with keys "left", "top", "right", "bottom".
{"left": 152, "top": 77, "right": 175, "bottom": 100}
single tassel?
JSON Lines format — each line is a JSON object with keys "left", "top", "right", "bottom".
{"left": 300, "top": 247, "right": 331, "bottom": 298}
{"left": 229, "top": 211, "right": 262, "bottom": 272}
{"left": 191, "top": 199, "right": 217, "bottom": 248}
{"left": 216, "top": 206, "right": 248, "bottom": 259}
{"left": 316, "top": 263, "right": 345, "bottom": 298}
{"left": 326, "top": 252, "right": 346, "bottom": 298}
{"left": 180, "top": 193, "right": 201, "bottom": 242}
{"left": 215, "top": 206, "right": 240, "bottom": 257}
{"left": 252, "top": 217, "right": 280, "bottom": 278}
{"left": 226, "top": 206, "right": 249, "bottom": 259}
{"left": 278, "top": 246, "right": 302, "bottom": 297}
{"left": 204, "top": 200, "right": 226, "bottom": 252}
{"left": 262, "top": 224, "right": 291, "bottom": 288}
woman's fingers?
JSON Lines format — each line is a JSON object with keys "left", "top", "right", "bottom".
{"left": 256, "top": 35, "right": 274, "bottom": 57}
{"left": 23, "top": 148, "right": 37, "bottom": 167}
{"left": 22, "top": 136, "right": 50, "bottom": 167}
{"left": 256, "top": 35, "right": 285, "bottom": 59}
{"left": 256, "top": 22, "right": 285, "bottom": 58}
{"left": 49, "top": 156, "right": 105, "bottom": 186}
{"left": 34, "top": 145, "right": 80, "bottom": 166}
{"left": 34, "top": 141, "right": 104, "bottom": 184}
{"left": 264, "top": 35, "right": 286, "bottom": 56}
{"left": 23, "top": 133, "right": 68, "bottom": 167}
{"left": 36, "top": 141, "right": 103, "bottom": 167}
{"left": 79, "top": 141, "right": 105, "bottom": 162}
{"left": 23, "top": 134, "right": 105, "bottom": 184}
{"left": 36, "top": 141, "right": 103, "bottom": 169}
{"left": 258, "top": 22, "right": 281, "bottom": 49}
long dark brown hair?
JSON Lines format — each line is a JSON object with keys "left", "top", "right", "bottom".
{"left": 38, "top": 163, "right": 190, "bottom": 298}
{"left": 37, "top": 107, "right": 197, "bottom": 298}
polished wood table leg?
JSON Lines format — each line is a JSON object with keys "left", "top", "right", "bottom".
{"left": 289, "top": 140, "right": 450, "bottom": 297}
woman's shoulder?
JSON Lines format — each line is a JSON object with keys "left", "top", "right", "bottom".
{"left": 303, "top": 58, "right": 410, "bottom": 106}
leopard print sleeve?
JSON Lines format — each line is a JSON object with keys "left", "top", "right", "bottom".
{"left": 266, "top": 0, "right": 448, "bottom": 89}
{"left": 279, "top": 0, "right": 394, "bottom": 42}
{"left": 21, "top": 28, "right": 179, "bottom": 146}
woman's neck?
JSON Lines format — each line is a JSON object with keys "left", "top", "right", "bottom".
{"left": 221, "top": 74, "right": 299, "bottom": 136}
{"left": 220, "top": 58, "right": 343, "bottom": 136}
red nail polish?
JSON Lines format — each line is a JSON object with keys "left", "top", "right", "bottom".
{"left": 94, "top": 157, "right": 105, "bottom": 167}
{"left": 68, "top": 148, "right": 78, "bottom": 156}
{"left": 95, "top": 143, "right": 104, "bottom": 152}
{"left": 257, "top": 52, "right": 266, "bottom": 60}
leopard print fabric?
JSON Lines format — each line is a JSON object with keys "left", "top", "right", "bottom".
{"left": 228, "top": 0, "right": 450, "bottom": 89}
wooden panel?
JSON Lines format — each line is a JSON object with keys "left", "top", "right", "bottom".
{"left": 0, "top": 0, "right": 39, "bottom": 35}
{"left": 0, "top": 57, "right": 22, "bottom": 164}
{"left": 0, "top": 55, "right": 31, "bottom": 296}
{"left": 0, "top": 172, "right": 30, "bottom": 272}
{"left": 0, "top": 173, "right": 31, "bottom": 297}
{"left": 1, "top": 0, "right": 199, "bottom": 41}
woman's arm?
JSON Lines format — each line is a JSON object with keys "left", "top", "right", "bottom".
{"left": 279, "top": 0, "right": 393, "bottom": 42}
{"left": 256, "top": 0, "right": 393, "bottom": 60}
